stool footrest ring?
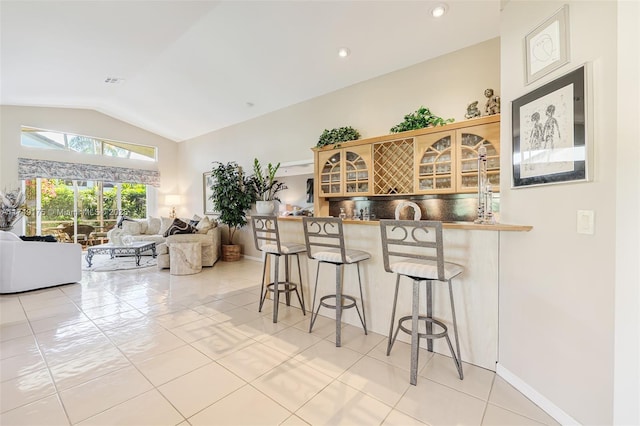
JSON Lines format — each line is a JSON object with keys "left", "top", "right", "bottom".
{"left": 397, "top": 315, "right": 449, "bottom": 340}
{"left": 319, "top": 294, "right": 358, "bottom": 310}
{"left": 266, "top": 282, "right": 299, "bottom": 293}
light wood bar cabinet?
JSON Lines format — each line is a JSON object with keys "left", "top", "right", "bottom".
{"left": 313, "top": 115, "right": 500, "bottom": 216}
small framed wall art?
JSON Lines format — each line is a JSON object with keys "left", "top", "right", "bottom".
{"left": 524, "top": 5, "right": 570, "bottom": 85}
{"left": 512, "top": 65, "right": 589, "bottom": 188}
{"left": 203, "top": 172, "right": 216, "bottom": 214}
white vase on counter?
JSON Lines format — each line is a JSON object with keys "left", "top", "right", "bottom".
{"left": 256, "top": 200, "right": 275, "bottom": 214}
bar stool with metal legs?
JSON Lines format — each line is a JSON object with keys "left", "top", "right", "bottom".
{"left": 379, "top": 219, "right": 464, "bottom": 385}
{"left": 251, "top": 215, "right": 306, "bottom": 323}
{"left": 302, "top": 217, "right": 370, "bottom": 347}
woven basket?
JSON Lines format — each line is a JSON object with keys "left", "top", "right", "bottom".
{"left": 222, "top": 244, "right": 241, "bottom": 261}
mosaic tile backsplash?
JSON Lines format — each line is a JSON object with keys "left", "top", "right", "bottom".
{"left": 327, "top": 194, "right": 499, "bottom": 222}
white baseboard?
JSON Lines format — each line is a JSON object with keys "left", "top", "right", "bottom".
{"left": 242, "top": 255, "right": 262, "bottom": 262}
{"left": 496, "top": 363, "right": 580, "bottom": 426}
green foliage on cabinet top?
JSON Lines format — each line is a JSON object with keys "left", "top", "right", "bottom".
{"left": 316, "top": 126, "right": 361, "bottom": 148}
{"left": 390, "top": 106, "right": 454, "bottom": 133}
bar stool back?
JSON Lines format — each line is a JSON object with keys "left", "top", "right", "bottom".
{"left": 379, "top": 219, "right": 464, "bottom": 385}
{"left": 251, "top": 215, "right": 306, "bottom": 323}
{"left": 302, "top": 217, "right": 370, "bottom": 347}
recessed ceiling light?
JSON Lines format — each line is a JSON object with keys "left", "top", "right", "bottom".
{"left": 338, "top": 47, "right": 351, "bottom": 58}
{"left": 430, "top": 3, "right": 448, "bottom": 18}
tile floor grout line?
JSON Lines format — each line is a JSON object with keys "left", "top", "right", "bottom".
{"left": 479, "top": 370, "right": 498, "bottom": 425}
{"left": 20, "top": 291, "right": 75, "bottom": 426}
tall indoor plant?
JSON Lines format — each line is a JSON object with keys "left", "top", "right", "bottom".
{"left": 209, "top": 161, "right": 254, "bottom": 261}
{"left": 251, "top": 158, "right": 287, "bottom": 214}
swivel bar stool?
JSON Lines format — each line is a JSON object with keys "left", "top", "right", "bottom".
{"left": 251, "top": 215, "right": 306, "bottom": 323}
{"left": 379, "top": 219, "right": 464, "bottom": 385}
{"left": 302, "top": 217, "right": 370, "bottom": 347}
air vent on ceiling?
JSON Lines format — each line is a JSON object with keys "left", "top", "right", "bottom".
{"left": 104, "top": 77, "right": 125, "bottom": 84}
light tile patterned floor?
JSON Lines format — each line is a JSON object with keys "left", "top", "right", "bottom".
{"left": 0, "top": 258, "right": 559, "bottom": 425}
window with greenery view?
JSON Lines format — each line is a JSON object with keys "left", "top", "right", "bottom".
{"left": 23, "top": 178, "right": 147, "bottom": 240}
{"left": 21, "top": 127, "right": 157, "bottom": 162}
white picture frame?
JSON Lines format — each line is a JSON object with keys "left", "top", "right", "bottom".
{"left": 524, "top": 5, "right": 570, "bottom": 85}
{"left": 203, "top": 172, "right": 216, "bottom": 215}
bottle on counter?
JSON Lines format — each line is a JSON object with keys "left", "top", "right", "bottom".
{"left": 363, "top": 207, "right": 370, "bottom": 221}
{"left": 339, "top": 207, "right": 346, "bottom": 219}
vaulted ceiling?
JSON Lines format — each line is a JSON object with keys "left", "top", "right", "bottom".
{"left": 1, "top": 1, "right": 500, "bottom": 142}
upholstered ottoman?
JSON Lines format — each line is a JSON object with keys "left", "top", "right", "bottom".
{"left": 166, "top": 233, "right": 217, "bottom": 267}
{"left": 156, "top": 243, "right": 170, "bottom": 270}
{"left": 169, "top": 242, "right": 202, "bottom": 275}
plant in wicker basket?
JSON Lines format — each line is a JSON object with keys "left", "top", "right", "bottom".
{"left": 209, "top": 161, "right": 254, "bottom": 247}
{"left": 390, "top": 106, "right": 454, "bottom": 133}
{"left": 316, "top": 126, "right": 360, "bottom": 148}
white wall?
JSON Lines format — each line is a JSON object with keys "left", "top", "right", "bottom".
{"left": 614, "top": 2, "right": 640, "bottom": 425}
{"left": 0, "top": 106, "right": 180, "bottom": 216}
{"left": 499, "top": 1, "right": 637, "bottom": 424}
{"left": 178, "top": 37, "right": 500, "bottom": 254}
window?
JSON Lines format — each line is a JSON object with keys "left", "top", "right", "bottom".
{"left": 21, "top": 127, "right": 157, "bottom": 162}
{"left": 23, "top": 178, "right": 148, "bottom": 243}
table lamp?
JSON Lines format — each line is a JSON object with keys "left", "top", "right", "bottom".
{"left": 165, "top": 194, "right": 181, "bottom": 219}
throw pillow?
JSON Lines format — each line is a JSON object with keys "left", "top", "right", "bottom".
{"left": 163, "top": 218, "right": 197, "bottom": 237}
{"left": 19, "top": 235, "right": 57, "bottom": 242}
{"left": 159, "top": 216, "right": 174, "bottom": 236}
{"left": 147, "top": 217, "right": 161, "bottom": 235}
{"left": 137, "top": 219, "right": 149, "bottom": 235}
{"left": 196, "top": 216, "right": 213, "bottom": 234}
{"left": 189, "top": 217, "right": 200, "bottom": 227}
{"left": 122, "top": 220, "right": 142, "bottom": 236}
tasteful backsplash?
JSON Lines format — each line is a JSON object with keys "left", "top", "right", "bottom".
{"left": 328, "top": 193, "right": 500, "bottom": 222}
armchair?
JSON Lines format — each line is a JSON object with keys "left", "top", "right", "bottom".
{"left": 0, "top": 232, "right": 81, "bottom": 293}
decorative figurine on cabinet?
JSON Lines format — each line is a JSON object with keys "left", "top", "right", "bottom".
{"left": 465, "top": 100, "right": 481, "bottom": 119}
{"left": 484, "top": 88, "right": 500, "bottom": 115}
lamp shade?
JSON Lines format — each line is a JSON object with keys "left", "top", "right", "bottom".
{"left": 165, "top": 195, "right": 181, "bottom": 205}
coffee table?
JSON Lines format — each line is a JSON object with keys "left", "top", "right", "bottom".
{"left": 85, "top": 241, "right": 157, "bottom": 267}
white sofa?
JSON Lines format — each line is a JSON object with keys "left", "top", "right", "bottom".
{"left": 106, "top": 216, "right": 221, "bottom": 269}
{"left": 0, "top": 232, "right": 82, "bottom": 293}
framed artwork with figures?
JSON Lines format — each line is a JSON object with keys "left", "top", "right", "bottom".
{"left": 512, "top": 65, "right": 590, "bottom": 188}
{"left": 524, "top": 5, "right": 570, "bottom": 85}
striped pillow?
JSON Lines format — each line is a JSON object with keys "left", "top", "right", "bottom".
{"left": 163, "top": 218, "right": 197, "bottom": 237}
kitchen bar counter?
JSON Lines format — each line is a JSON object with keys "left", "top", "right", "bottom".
{"left": 273, "top": 216, "right": 532, "bottom": 370}
{"left": 278, "top": 215, "right": 532, "bottom": 232}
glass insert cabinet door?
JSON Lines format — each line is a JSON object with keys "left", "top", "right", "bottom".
{"left": 318, "top": 145, "right": 371, "bottom": 197}
{"left": 457, "top": 123, "right": 500, "bottom": 192}
{"left": 415, "top": 132, "right": 454, "bottom": 193}
{"left": 318, "top": 150, "right": 342, "bottom": 195}
{"left": 344, "top": 145, "right": 371, "bottom": 195}
{"left": 414, "top": 122, "right": 500, "bottom": 194}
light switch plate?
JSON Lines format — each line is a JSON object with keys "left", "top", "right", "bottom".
{"left": 577, "top": 210, "right": 595, "bottom": 235}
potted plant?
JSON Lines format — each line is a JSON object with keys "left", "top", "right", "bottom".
{"left": 390, "top": 106, "right": 454, "bottom": 133}
{"left": 316, "top": 126, "right": 360, "bottom": 148}
{"left": 209, "top": 161, "right": 254, "bottom": 261}
{"left": 251, "top": 158, "right": 287, "bottom": 214}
